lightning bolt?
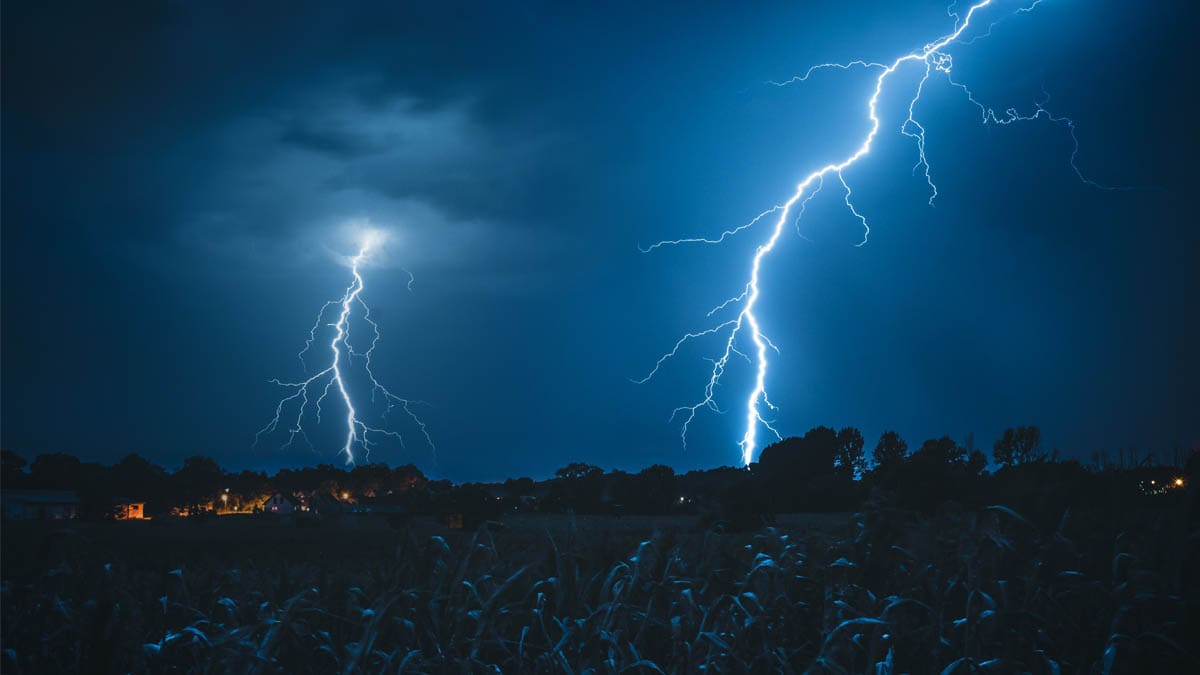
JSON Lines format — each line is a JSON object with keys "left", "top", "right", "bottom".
{"left": 638, "top": 0, "right": 1112, "bottom": 467}
{"left": 255, "top": 229, "right": 433, "bottom": 464}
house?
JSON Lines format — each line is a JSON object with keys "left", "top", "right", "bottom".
{"left": 264, "top": 493, "right": 297, "bottom": 514}
{"left": 1, "top": 490, "right": 80, "bottom": 520}
{"left": 113, "top": 500, "right": 146, "bottom": 520}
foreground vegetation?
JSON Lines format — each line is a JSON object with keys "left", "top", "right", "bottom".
{"left": 3, "top": 498, "right": 1196, "bottom": 673}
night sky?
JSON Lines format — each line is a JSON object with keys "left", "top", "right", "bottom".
{"left": 3, "top": 0, "right": 1196, "bottom": 481}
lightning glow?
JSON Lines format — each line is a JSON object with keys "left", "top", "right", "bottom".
{"left": 638, "top": 0, "right": 1112, "bottom": 467}
{"left": 255, "top": 228, "right": 433, "bottom": 464}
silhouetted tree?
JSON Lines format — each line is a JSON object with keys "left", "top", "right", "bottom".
{"left": 447, "top": 483, "right": 497, "bottom": 526}
{"left": 913, "top": 436, "right": 966, "bottom": 466}
{"left": 387, "top": 464, "right": 426, "bottom": 493}
{"left": 226, "top": 469, "right": 271, "bottom": 511}
{"left": 347, "top": 463, "right": 392, "bottom": 497}
{"left": 503, "top": 477, "right": 535, "bottom": 497}
{"left": 1, "top": 450, "right": 29, "bottom": 489}
{"left": 881, "top": 436, "right": 974, "bottom": 511}
{"left": 2, "top": 449, "right": 27, "bottom": 472}
{"left": 110, "top": 454, "right": 170, "bottom": 513}
{"left": 872, "top": 431, "right": 908, "bottom": 468}
{"left": 0, "top": 419, "right": 1125, "bottom": 524}
{"left": 966, "top": 450, "right": 988, "bottom": 477}
{"left": 275, "top": 464, "right": 346, "bottom": 497}
{"left": 993, "top": 426, "right": 1043, "bottom": 467}
{"left": 756, "top": 427, "right": 861, "bottom": 512}
{"left": 29, "top": 453, "right": 85, "bottom": 490}
{"left": 555, "top": 462, "right": 603, "bottom": 481}
{"left": 111, "top": 454, "right": 167, "bottom": 491}
{"left": 758, "top": 426, "right": 838, "bottom": 479}
{"left": 631, "top": 464, "right": 676, "bottom": 514}
{"left": 834, "top": 427, "right": 866, "bottom": 477}
{"left": 172, "top": 456, "right": 226, "bottom": 512}
{"left": 549, "top": 463, "right": 605, "bottom": 512}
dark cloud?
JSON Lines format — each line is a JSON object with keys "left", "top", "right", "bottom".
{"left": 280, "top": 124, "right": 381, "bottom": 160}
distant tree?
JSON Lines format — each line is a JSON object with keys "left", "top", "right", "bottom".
{"left": 2, "top": 450, "right": 28, "bottom": 472}
{"left": 639, "top": 464, "right": 675, "bottom": 482}
{"left": 227, "top": 470, "right": 271, "bottom": 511}
{"left": 833, "top": 427, "right": 866, "bottom": 477}
{"left": 993, "top": 426, "right": 1043, "bottom": 467}
{"left": 348, "top": 463, "right": 392, "bottom": 497}
{"left": 275, "top": 464, "right": 348, "bottom": 496}
{"left": 1, "top": 450, "right": 29, "bottom": 489}
{"left": 448, "top": 483, "right": 498, "bottom": 525}
{"left": 110, "top": 454, "right": 170, "bottom": 512}
{"left": 29, "top": 453, "right": 84, "bottom": 489}
{"left": 555, "top": 462, "right": 603, "bottom": 481}
{"left": 756, "top": 427, "right": 856, "bottom": 513}
{"left": 966, "top": 449, "right": 988, "bottom": 477}
{"left": 872, "top": 431, "right": 908, "bottom": 468}
{"left": 503, "top": 476, "right": 535, "bottom": 497}
{"left": 172, "top": 456, "right": 226, "bottom": 511}
{"left": 112, "top": 454, "right": 167, "bottom": 490}
{"left": 550, "top": 463, "right": 605, "bottom": 513}
{"left": 758, "top": 426, "right": 839, "bottom": 479}
{"left": 426, "top": 479, "right": 453, "bottom": 496}
{"left": 633, "top": 464, "right": 676, "bottom": 514}
{"left": 388, "top": 464, "right": 427, "bottom": 493}
{"left": 881, "top": 436, "right": 977, "bottom": 511}
{"left": 913, "top": 436, "right": 966, "bottom": 466}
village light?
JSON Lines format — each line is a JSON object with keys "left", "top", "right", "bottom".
{"left": 1175, "top": 477, "right": 1185, "bottom": 487}
{"left": 341, "top": 492, "right": 349, "bottom": 500}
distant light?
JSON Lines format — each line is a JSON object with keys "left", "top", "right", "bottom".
{"left": 1175, "top": 477, "right": 1185, "bottom": 487}
{"left": 341, "top": 492, "right": 350, "bottom": 500}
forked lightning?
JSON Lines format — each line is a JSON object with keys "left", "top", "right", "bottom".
{"left": 638, "top": 0, "right": 1110, "bottom": 466}
{"left": 255, "top": 229, "right": 432, "bottom": 464}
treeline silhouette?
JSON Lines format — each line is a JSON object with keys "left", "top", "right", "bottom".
{"left": 2, "top": 425, "right": 1194, "bottom": 527}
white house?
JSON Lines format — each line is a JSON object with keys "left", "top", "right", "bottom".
{"left": 264, "top": 493, "right": 296, "bottom": 514}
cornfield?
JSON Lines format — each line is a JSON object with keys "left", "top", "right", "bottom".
{"left": 2, "top": 505, "right": 1195, "bottom": 673}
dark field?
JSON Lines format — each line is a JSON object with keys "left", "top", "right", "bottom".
{"left": 3, "top": 506, "right": 1197, "bottom": 674}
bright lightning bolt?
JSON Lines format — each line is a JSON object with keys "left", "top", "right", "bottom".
{"left": 255, "top": 228, "right": 433, "bottom": 465}
{"left": 638, "top": 0, "right": 1113, "bottom": 467}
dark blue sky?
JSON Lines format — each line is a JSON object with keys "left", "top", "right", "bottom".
{"left": 3, "top": 0, "right": 1196, "bottom": 481}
